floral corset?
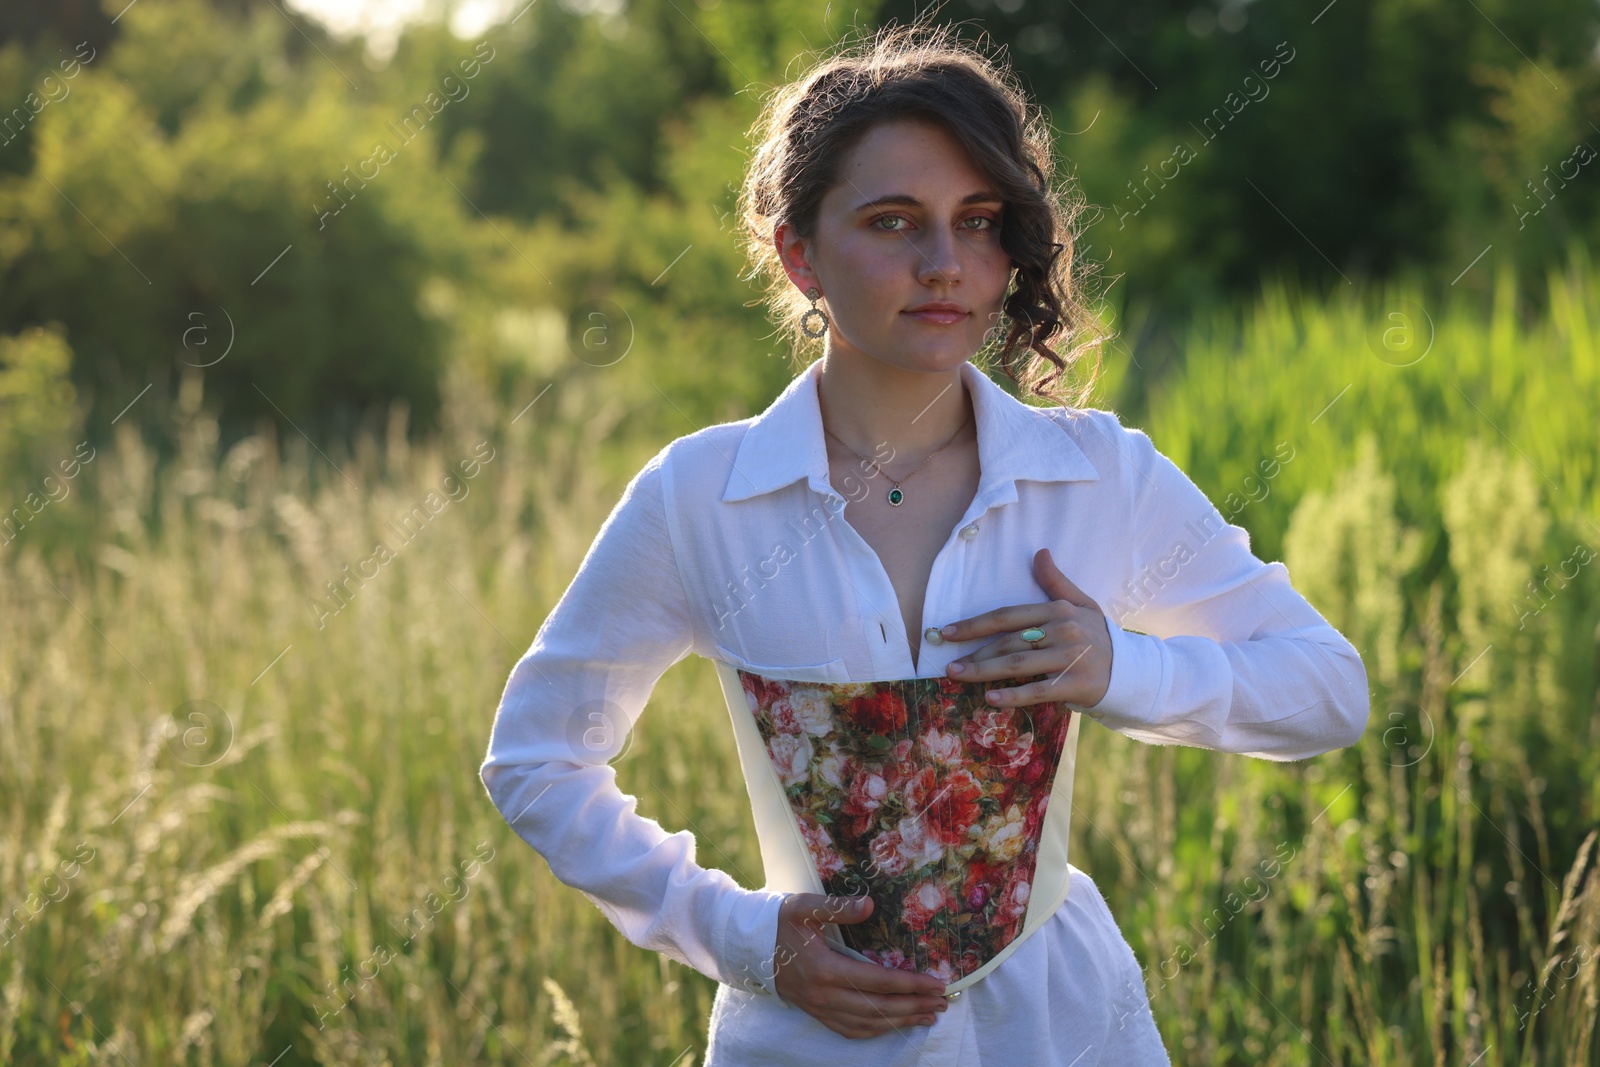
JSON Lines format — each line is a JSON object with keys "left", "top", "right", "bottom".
{"left": 713, "top": 663, "right": 1082, "bottom": 994}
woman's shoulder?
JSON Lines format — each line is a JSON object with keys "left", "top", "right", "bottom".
{"left": 657, "top": 416, "right": 753, "bottom": 466}
{"left": 633, "top": 415, "right": 758, "bottom": 503}
{"left": 1035, "top": 403, "right": 1160, "bottom": 479}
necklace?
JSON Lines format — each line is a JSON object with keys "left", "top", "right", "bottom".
{"left": 823, "top": 408, "right": 971, "bottom": 506}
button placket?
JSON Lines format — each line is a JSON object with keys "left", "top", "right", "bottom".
{"left": 824, "top": 488, "right": 912, "bottom": 677}
{"left": 919, "top": 514, "right": 986, "bottom": 676}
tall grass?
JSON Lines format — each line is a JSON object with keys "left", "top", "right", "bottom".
{"left": 2, "top": 257, "right": 1598, "bottom": 1063}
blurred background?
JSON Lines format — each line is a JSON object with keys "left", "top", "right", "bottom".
{"left": 2, "top": 0, "right": 1598, "bottom": 1062}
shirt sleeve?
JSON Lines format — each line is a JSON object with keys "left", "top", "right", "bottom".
{"left": 1082, "top": 419, "right": 1371, "bottom": 761}
{"left": 478, "top": 449, "right": 789, "bottom": 996}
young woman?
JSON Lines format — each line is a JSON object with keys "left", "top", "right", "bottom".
{"left": 480, "top": 21, "right": 1369, "bottom": 1066}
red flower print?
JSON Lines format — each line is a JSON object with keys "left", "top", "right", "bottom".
{"left": 737, "top": 667, "right": 1074, "bottom": 986}
{"left": 1020, "top": 747, "right": 1049, "bottom": 787}
{"left": 766, "top": 732, "right": 813, "bottom": 787}
{"left": 919, "top": 725, "right": 964, "bottom": 766}
{"left": 994, "top": 728, "right": 1034, "bottom": 770}
{"left": 817, "top": 744, "right": 854, "bottom": 790}
{"left": 976, "top": 803, "right": 1027, "bottom": 862}
{"left": 844, "top": 765, "right": 889, "bottom": 818}
{"left": 886, "top": 737, "right": 918, "bottom": 791}
{"left": 798, "top": 814, "right": 845, "bottom": 878}
{"left": 848, "top": 689, "right": 908, "bottom": 734}
{"left": 961, "top": 857, "right": 1003, "bottom": 911}
{"left": 902, "top": 766, "right": 939, "bottom": 813}
{"left": 894, "top": 813, "right": 946, "bottom": 871}
{"left": 901, "top": 878, "right": 955, "bottom": 932}
{"left": 964, "top": 707, "right": 1019, "bottom": 753}
{"left": 786, "top": 685, "right": 836, "bottom": 736}
{"left": 863, "top": 947, "right": 914, "bottom": 971}
{"left": 868, "top": 829, "right": 910, "bottom": 878}
{"left": 1024, "top": 790, "right": 1052, "bottom": 839}
{"left": 769, "top": 698, "right": 803, "bottom": 736}
{"left": 993, "top": 869, "right": 1031, "bottom": 926}
{"left": 740, "top": 672, "right": 789, "bottom": 714}
{"left": 926, "top": 768, "right": 984, "bottom": 847}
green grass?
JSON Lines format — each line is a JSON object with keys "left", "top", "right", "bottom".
{"left": 3, "top": 261, "right": 1599, "bottom": 1064}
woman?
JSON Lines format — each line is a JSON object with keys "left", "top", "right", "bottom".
{"left": 479, "top": 21, "right": 1369, "bottom": 1066}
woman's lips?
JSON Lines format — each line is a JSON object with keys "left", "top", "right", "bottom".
{"left": 903, "top": 310, "right": 970, "bottom": 325}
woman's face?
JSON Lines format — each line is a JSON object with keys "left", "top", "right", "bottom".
{"left": 778, "top": 119, "right": 1014, "bottom": 374}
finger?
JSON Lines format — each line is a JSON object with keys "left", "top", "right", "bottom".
{"left": 823, "top": 1006, "right": 936, "bottom": 1039}
{"left": 949, "top": 648, "right": 1055, "bottom": 683}
{"left": 795, "top": 894, "right": 868, "bottom": 929}
{"left": 949, "top": 632, "right": 1019, "bottom": 666}
{"left": 826, "top": 954, "right": 947, "bottom": 998}
{"left": 822, "top": 982, "right": 949, "bottom": 1022}
{"left": 982, "top": 669, "right": 1078, "bottom": 708}
{"left": 797, "top": 967, "right": 946, "bottom": 1034}
{"left": 1034, "top": 547, "right": 1100, "bottom": 610}
{"left": 938, "top": 602, "right": 1053, "bottom": 643}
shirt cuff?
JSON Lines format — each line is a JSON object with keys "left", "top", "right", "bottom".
{"left": 714, "top": 886, "right": 790, "bottom": 999}
{"left": 1083, "top": 615, "right": 1164, "bottom": 726}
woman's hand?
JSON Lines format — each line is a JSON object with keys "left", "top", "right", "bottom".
{"left": 772, "top": 893, "right": 950, "bottom": 1039}
{"left": 941, "top": 548, "right": 1113, "bottom": 708}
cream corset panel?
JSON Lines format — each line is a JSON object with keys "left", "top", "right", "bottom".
{"left": 712, "top": 651, "right": 1082, "bottom": 995}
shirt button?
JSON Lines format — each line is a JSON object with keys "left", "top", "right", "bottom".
{"left": 959, "top": 522, "right": 980, "bottom": 540}
{"left": 923, "top": 627, "right": 945, "bottom": 646}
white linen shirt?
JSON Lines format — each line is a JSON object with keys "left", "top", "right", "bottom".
{"left": 479, "top": 358, "right": 1370, "bottom": 1066}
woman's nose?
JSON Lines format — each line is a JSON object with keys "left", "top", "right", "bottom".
{"left": 914, "top": 229, "right": 963, "bottom": 286}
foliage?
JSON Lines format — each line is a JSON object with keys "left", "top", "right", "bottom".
{"left": 3, "top": 259, "right": 1599, "bottom": 1063}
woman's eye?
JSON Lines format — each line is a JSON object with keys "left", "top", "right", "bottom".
{"left": 872, "top": 214, "right": 997, "bottom": 232}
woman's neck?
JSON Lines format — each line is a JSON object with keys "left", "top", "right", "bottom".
{"left": 814, "top": 350, "right": 974, "bottom": 463}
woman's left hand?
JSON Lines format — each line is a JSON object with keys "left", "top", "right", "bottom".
{"left": 940, "top": 548, "right": 1113, "bottom": 709}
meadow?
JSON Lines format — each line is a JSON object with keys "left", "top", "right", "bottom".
{"left": 3, "top": 258, "right": 1599, "bottom": 1065}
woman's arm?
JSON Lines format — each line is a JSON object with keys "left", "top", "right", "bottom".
{"left": 478, "top": 450, "right": 788, "bottom": 996}
{"left": 1082, "top": 422, "right": 1370, "bottom": 761}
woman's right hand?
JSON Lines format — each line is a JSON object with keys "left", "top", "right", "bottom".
{"left": 772, "top": 893, "right": 951, "bottom": 1039}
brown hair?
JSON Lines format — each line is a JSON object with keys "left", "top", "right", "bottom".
{"left": 736, "top": 17, "right": 1112, "bottom": 411}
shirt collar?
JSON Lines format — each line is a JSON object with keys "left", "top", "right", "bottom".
{"left": 721, "top": 359, "right": 1101, "bottom": 506}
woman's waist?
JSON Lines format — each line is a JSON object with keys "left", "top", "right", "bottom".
{"left": 722, "top": 666, "right": 1083, "bottom": 990}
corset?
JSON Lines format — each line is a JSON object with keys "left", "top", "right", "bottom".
{"left": 713, "top": 661, "right": 1081, "bottom": 995}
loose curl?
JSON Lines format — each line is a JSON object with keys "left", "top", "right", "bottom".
{"left": 736, "top": 18, "right": 1113, "bottom": 412}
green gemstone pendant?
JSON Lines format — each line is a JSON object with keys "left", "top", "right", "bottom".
{"left": 887, "top": 486, "right": 905, "bottom": 506}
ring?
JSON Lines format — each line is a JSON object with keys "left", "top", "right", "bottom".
{"left": 1019, "top": 626, "right": 1046, "bottom": 649}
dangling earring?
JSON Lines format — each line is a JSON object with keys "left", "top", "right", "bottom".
{"left": 801, "top": 287, "right": 829, "bottom": 338}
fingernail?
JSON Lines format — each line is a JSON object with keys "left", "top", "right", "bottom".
{"left": 948, "top": 662, "right": 964, "bottom": 674}
{"left": 940, "top": 625, "right": 956, "bottom": 637}
{"left": 986, "top": 691, "right": 1000, "bottom": 704}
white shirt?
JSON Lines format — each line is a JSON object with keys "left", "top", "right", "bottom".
{"left": 479, "top": 359, "right": 1370, "bottom": 1066}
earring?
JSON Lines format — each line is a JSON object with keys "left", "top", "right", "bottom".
{"left": 801, "top": 287, "right": 829, "bottom": 338}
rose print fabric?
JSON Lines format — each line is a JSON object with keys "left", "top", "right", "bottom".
{"left": 736, "top": 668, "right": 1073, "bottom": 985}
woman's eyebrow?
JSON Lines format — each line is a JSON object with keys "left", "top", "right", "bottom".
{"left": 852, "top": 191, "right": 1004, "bottom": 211}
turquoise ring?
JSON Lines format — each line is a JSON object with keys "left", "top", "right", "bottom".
{"left": 1019, "top": 626, "right": 1047, "bottom": 647}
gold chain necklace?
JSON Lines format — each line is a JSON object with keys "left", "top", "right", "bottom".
{"left": 823, "top": 409, "right": 971, "bottom": 507}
